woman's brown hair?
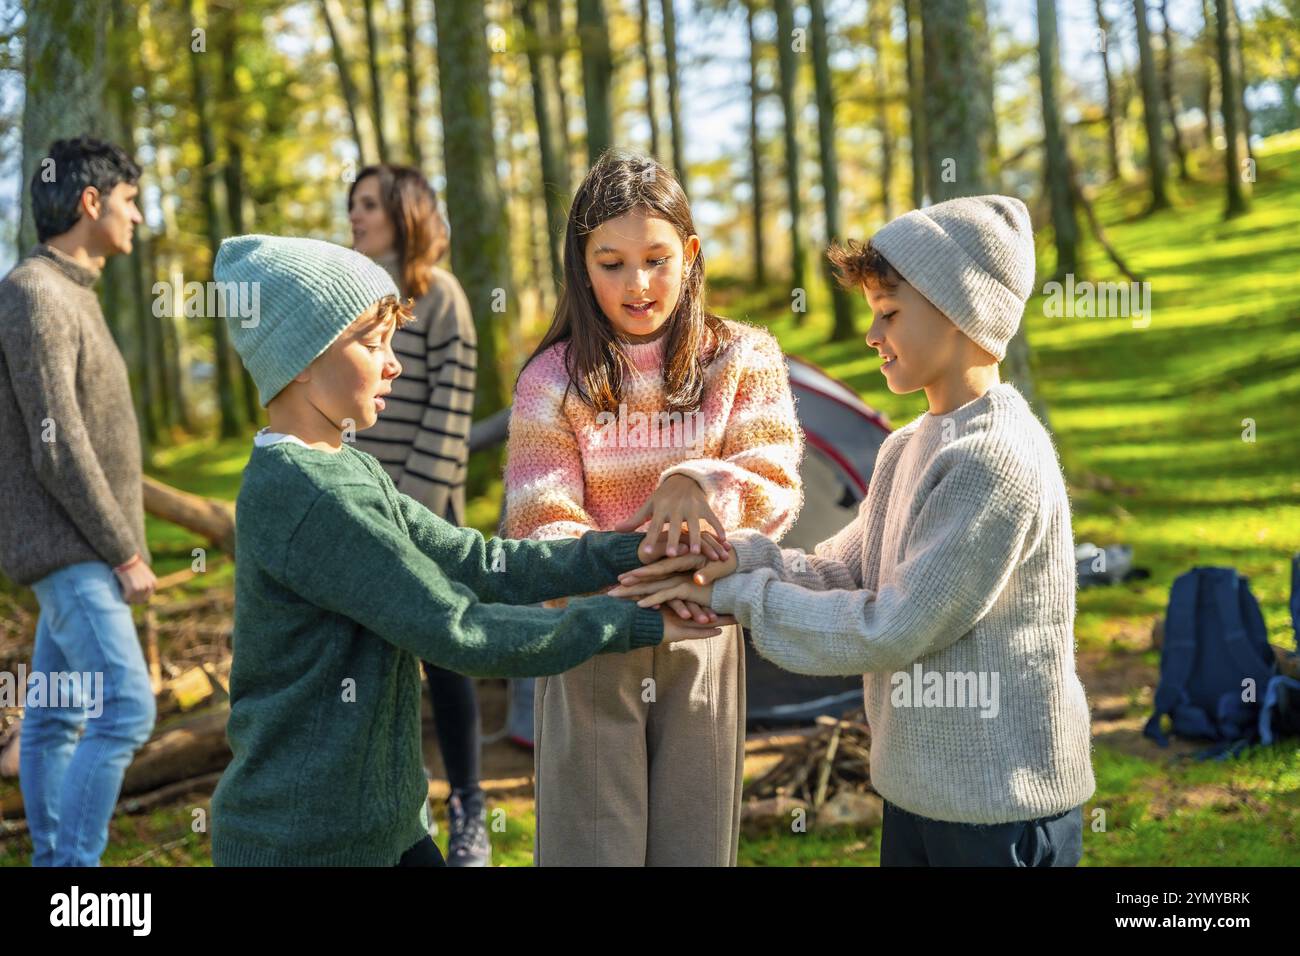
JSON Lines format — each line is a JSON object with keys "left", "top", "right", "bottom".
{"left": 348, "top": 163, "right": 448, "bottom": 299}
{"left": 518, "top": 148, "right": 731, "bottom": 414}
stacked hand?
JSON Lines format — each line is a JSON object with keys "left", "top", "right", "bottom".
{"left": 616, "top": 473, "right": 738, "bottom": 641}
{"left": 615, "top": 537, "right": 738, "bottom": 623}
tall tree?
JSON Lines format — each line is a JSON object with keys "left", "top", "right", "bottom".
{"left": 920, "top": 0, "right": 1048, "bottom": 427}
{"left": 518, "top": 0, "right": 567, "bottom": 287}
{"left": 1230, "top": 0, "right": 1254, "bottom": 162}
{"left": 318, "top": 0, "right": 367, "bottom": 163}
{"left": 546, "top": 0, "right": 575, "bottom": 188}
{"left": 106, "top": 0, "right": 160, "bottom": 450}
{"left": 745, "top": 0, "right": 766, "bottom": 288}
{"left": 660, "top": 0, "right": 687, "bottom": 184}
{"left": 1200, "top": 0, "right": 1218, "bottom": 147}
{"left": 433, "top": 0, "right": 508, "bottom": 413}
{"left": 362, "top": 0, "right": 389, "bottom": 163}
{"left": 1157, "top": 0, "right": 1191, "bottom": 180}
{"left": 1037, "top": 0, "right": 1079, "bottom": 279}
{"left": 903, "top": 0, "right": 927, "bottom": 207}
{"left": 810, "top": 0, "right": 856, "bottom": 341}
{"left": 186, "top": 0, "right": 243, "bottom": 437}
{"left": 1134, "top": 0, "right": 1172, "bottom": 211}
{"left": 216, "top": 0, "right": 261, "bottom": 426}
{"left": 401, "top": 0, "right": 423, "bottom": 167}
{"left": 773, "top": 0, "right": 806, "bottom": 305}
{"left": 638, "top": 0, "right": 662, "bottom": 160}
{"left": 871, "top": 0, "right": 895, "bottom": 221}
{"left": 18, "top": 0, "right": 107, "bottom": 252}
{"left": 920, "top": 0, "right": 999, "bottom": 199}
{"left": 1213, "top": 0, "right": 1251, "bottom": 215}
{"left": 1093, "top": 0, "right": 1123, "bottom": 181}
{"left": 578, "top": 0, "right": 613, "bottom": 163}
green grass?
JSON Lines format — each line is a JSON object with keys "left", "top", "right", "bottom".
{"left": 3, "top": 134, "right": 1298, "bottom": 867}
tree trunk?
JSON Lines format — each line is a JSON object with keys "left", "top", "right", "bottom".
{"left": 18, "top": 0, "right": 108, "bottom": 252}
{"left": 362, "top": 0, "right": 389, "bottom": 164}
{"left": 809, "top": 0, "right": 856, "bottom": 342}
{"left": 402, "top": 0, "right": 423, "bottom": 167}
{"left": 142, "top": 476, "right": 237, "bottom": 555}
{"left": 1133, "top": 0, "right": 1172, "bottom": 211}
{"left": 1200, "top": 0, "right": 1218, "bottom": 148}
{"left": 186, "top": 0, "right": 243, "bottom": 438}
{"left": 433, "top": 0, "right": 509, "bottom": 415}
{"left": 660, "top": 0, "right": 687, "bottom": 185}
{"left": 578, "top": 0, "right": 613, "bottom": 163}
{"left": 920, "top": 0, "right": 1049, "bottom": 429}
{"left": 746, "top": 0, "right": 765, "bottom": 288}
{"left": 1157, "top": 0, "right": 1191, "bottom": 181}
{"left": 920, "top": 0, "right": 997, "bottom": 199}
{"left": 216, "top": 2, "right": 261, "bottom": 426}
{"left": 138, "top": 33, "right": 195, "bottom": 435}
{"left": 903, "top": 0, "right": 927, "bottom": 208}
{"left": 1037, "top": 0, "right": 1079, "bottom": 279}
{"left": 638, "top": 0, "right": 661, "bottom": 160}
{"left": 1213, "top": 0, "right": 1250, "bottom": 216}
{"left": 973, "top": 0, "right": 1000, "bottom": 163}
{"left": 774, "top": 0, "right": 807, "bottom": 310}
{"left": 871, "top": 0, "right": 894, "bottom": 222}
{"left": 319, "top": 0, "right": 367, "bottom": 163}
{"left": 106, "top": 0, "right": 160, "bottom": 452}
{"left": 518, "top": 0, "right": 567, "bottom": 289}
{"left": 1093, "top": 0, "right": 1123, "bottom": 181}
{"left": 546, "top": 0, "right": 574, "bottom": 191}
{"left": 1230, "top": 0, "right": 1254, "bottom": 163}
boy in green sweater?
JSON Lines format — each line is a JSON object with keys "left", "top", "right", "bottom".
{"left": 209, "top": 235, "right": 727, "bottom": 866}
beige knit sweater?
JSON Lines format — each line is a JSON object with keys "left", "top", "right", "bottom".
{"left": 712, "top": 382, "right": 1096, "bottom": 824}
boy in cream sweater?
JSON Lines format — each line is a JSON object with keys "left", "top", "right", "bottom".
{"left": 612, "top": 195, "right": 1096, "bottom": 866}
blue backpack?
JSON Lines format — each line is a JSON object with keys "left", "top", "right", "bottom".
{"left": 1143, "top": 558, "right": 1299, "bottom": 758}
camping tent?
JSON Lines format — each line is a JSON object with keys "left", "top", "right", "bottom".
{"left": 470, "top": 352, "right": 894, "bottom": 735}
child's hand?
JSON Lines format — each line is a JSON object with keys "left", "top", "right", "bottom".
{"left": 618, "top": 546, "right": 737, "bottom": 589}
{"left": 611, "top": 573, "right": 716, "bottom": 614}
{"left": 616, "top": 474, "right": 731, "bottom": 561}
{"left": 660, "top": 605, "right": 737, "bottom": 643}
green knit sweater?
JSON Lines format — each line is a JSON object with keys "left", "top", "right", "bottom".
{"left": 211, "top": 440, "right": 663, "bottom": 866}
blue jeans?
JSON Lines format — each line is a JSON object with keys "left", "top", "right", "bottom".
{"left": 19, "top": 562, "right": 156, "bottom": 866}
{"left": 880, "top": 798, "right": 1084, "bottom": 867}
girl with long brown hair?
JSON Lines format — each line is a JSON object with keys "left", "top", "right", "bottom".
{"left": 504, "top": 149, "right": 804, "bottom": 865}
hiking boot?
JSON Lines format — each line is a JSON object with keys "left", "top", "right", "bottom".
{"left": 445, "top": 789, "right": 491, "bottom": 867}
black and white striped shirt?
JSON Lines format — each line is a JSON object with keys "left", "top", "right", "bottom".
{"left": 353, "top": 255, "right": 477, "bottom": 525}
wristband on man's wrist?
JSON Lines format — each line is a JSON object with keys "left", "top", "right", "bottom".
{"left": 114, "top": 554, "right": 141, "bottom": 573}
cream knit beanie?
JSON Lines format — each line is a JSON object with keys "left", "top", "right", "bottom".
{"left": 869, "top": 194, "right": 1035, "bottom": 361}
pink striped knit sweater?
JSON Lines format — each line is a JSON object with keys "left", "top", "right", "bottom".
{"left": 504, "top": 320, "right": 804, "bottom": 544}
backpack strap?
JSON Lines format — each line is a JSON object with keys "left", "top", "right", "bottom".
{"left": 1144, "top": 571, "right": 1201, "bottom": 745}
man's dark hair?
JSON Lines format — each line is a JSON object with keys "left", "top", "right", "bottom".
{"left": 31, "top": 136, "right": 141, "bottom": 242}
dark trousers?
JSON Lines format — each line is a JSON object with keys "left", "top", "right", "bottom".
{"left": 880, "top": 799, "right": 1084, "bottom": 867}
{"left": 421, "top": 502, "right": 482, "bottom": 797}
{"left": 422, "top": 662, "right": 481, "bottom": 795}
{"left": 396, "top": 835, "right": 446, "bottom": 867}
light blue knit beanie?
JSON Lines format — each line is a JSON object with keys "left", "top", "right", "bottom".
{"left": 214, "top": 234, "right": 400, "bottom": 406}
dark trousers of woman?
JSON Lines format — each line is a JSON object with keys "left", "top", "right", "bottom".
{"left": 421, "top": 661, "right": 481, "bottom": 797}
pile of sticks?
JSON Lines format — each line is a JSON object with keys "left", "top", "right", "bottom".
{"left": 746, "top": 713, "right": 874, "bottom": 809}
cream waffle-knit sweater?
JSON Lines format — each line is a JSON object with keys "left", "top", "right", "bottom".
{"left": 713, "top": 382, "right": 1096, "bottom": 824}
